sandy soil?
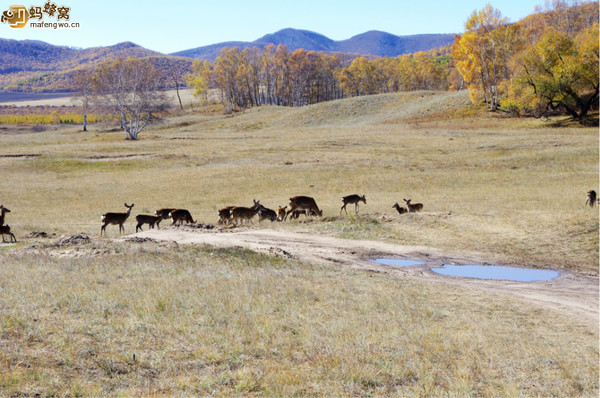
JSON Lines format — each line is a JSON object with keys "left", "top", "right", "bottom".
{"left": 125, "top": 225, "right": 599, "bottom": 329}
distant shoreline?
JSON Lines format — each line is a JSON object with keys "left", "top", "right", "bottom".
{"left": 0, "top": 91, "right": 73, "bottom": 104}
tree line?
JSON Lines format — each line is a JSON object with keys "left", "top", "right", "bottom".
{"left": 187, "top": 0, "right": 597, "bottom": 122}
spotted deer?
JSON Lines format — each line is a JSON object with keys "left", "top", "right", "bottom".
{"left": 403, "top": 198, "right": 423, "bottom": 213}
{"left": 340, "top": 194, "right": 366, "bottom": 215}
{"left": 101, "top": 203, "right": 134, "bottom": 236}
{"left": 285, "top": 196, "right": 323, "bottom": 221}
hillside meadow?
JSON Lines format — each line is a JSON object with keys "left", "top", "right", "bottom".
{"left": 0, "top": 91, "right": 598, "bottom": 396}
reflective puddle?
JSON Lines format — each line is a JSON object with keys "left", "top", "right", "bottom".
{"left": 370, "top": 258, "right": 425, "bottom": 267}
{"left": 432, "top": 265, "right": 560, "bottom": 282}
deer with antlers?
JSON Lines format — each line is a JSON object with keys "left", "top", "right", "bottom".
{"left": 101, "top": 203, "right": 134, "bottom": 236}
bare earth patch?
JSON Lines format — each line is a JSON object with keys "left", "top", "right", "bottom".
{"left": 126, "top": 227, "right": 599, "bottom": 329}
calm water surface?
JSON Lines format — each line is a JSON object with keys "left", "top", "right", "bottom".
{"left": 432, "top": 265, "right": 560, "bottom": 282}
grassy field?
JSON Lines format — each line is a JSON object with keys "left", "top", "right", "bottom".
{"left": 0, "top": 91, "right": 598, "bottom": 396}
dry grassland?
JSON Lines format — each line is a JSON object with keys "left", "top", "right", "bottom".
{"left": 0, "top": 91, "right": 598, "bottom": 396}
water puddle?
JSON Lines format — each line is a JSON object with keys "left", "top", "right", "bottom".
{"left": 432, "top": 265, "right": 559, "bottom": 282}
{"left": 370, "top": 258, "right": 425, "bottom": 267}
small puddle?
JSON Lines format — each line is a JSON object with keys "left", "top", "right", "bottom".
{"left": 370, "top": 258, "right": 425, "bottom": 267}
{"left": 432, "top": 265, "right": 559, "bottom": 282}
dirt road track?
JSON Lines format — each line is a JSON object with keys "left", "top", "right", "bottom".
{"left": 127, "top": 227, "right": 599, "bottom": 329}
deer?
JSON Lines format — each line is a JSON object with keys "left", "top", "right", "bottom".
{"left": 230, "top": 200, "right": 261, "bottom": 226}
{"left": 277, "top": 206, "right": 287, "bottom": 222}
{"left": 586, "top": 190, "right": 597, "bottom": 208}
{"left": 392, "top": 203, "right": 407, "bottom": 214}
{"left": 257, "top": 204, "right": 277, "bottom": 222}
{"left": 101, "top": 203, "right": 134, "bottom": 236}
{"left": 0, "top": 224, "right": 16, "bottom": 243}
{"left": 135, "top": 214, "right": 162, "bottom": 232}
{"left": 285, "top": 196, "right": 323, "bottom": 221}
{"left": 0, "top": 205, "right": 10, "bottom": 226}
{"left": 169, "top": 209, "right": 195, "bottom": 225}
{"left": 218, "top": 206, "right": 235, "bottom": 225}
{"left": 403, "top": 198, "right": 423, "bottom": 213}
{"left": 155, "top": 208, "right": 176, "bottom": 220}
{"left": 340, "top": 194, "right": 366, "bottom": 215}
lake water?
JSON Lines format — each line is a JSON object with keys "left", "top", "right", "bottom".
{"left": 431, "top": 265, "right": 560, "bottom": 282}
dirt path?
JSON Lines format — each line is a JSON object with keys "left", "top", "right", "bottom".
{"left": 127, "top": 226, "right": 599, "bottom": 328}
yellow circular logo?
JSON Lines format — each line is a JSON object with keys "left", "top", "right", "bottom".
{"left": 2, "top": 5, "right": 29, "bottom": 28}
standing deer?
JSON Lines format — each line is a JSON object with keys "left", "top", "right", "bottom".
{"left": 257, "top": 204, "right": 277, "bottom": 222}
{"left": 0, "top": 224, "right": 16, "bottom": 242}
{"left": 285, "top": 196, "right": 323, "bottom": 220}
{"left": 101, "top": 203, "right": 134, "bottom": 236}
{"left": 135, "top": 214, "right": 162, "bottom": 232}
{"left": 277, "top": 206, "right": 287, "bottom": 222}
{"left": 230, "top": 200, "right": 261, "bottom": 226}
{"left": 155, "top": 208, "right": 176, "bottom": 220}
{"left": 340, "top": 194, "right": 366, "bottom": 215}
{"left": 586, "top": 190, "right": 597, "bottom": 207}
{"left": 403, "top": 198, "right": 423, "bottom": 213}
{"left": 393, "top": 203, "right": 407, "bottom": 214}
{"left": 0, "top": 205, "right": 10, "bottom": 226}
{"left": 169, "top": 209, "right": 195, "bottom": 225}
{"left": 218, "top": 206, "right": 235, "bottom": 225}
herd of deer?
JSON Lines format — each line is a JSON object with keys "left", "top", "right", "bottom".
{"left": 98, "top": 194, "right": 426, "bottom": 236}
{"left": 0, "top": 190, "right": 597, "bottom": 241}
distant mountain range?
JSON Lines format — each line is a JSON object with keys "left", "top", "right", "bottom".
{"left": 0, "top": 28, "right": 456, "bottom": 93}
{"left": 172, "top": 28, "right": 456, "bottom": 60}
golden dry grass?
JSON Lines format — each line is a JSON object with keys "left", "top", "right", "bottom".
{"left": 0, "top": 91, "right": 598, "bottom": 396}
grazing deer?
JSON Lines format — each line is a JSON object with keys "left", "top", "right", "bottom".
{"left": 277, "top": 206, "right": 287, "bottom": 222}
{"left": 0, "top": 224, "right": 16, "bottom": 242}
{"left": 586, "top": 190, "right": 597, "bottom": 208}
{"left": 135, "top": 214, "right": 162, "bottom": 232}
{"left": 403, "top": 198, "right": 423, "bottom": 213}
{"left": 218, "top": 206, "right": 235, "bottom": 225}
{"left": 169, "top": 209, "right": 195, "bottom": 225}
{"left": 155, "top": 208, "right": 176, "bottom": 220}
{"left": 230, "top": 200, "right": 261, "bottom": 226}
{"left": 393, "top": 203, "right": 407, "bottom": 214}
{"left": 285, "top": 196, "right": 323, "bottom": 221}
{"left": 0, "top": 205, "right": 11, "bottom": 226}
{"left": 340, "top": 194, "right": 366, "bottom": 215}
{"left": 101, "top": 203, "right": 134, "bottom": 236}
{"left": 258, "top": 205, "right": 277, "bottom": 222}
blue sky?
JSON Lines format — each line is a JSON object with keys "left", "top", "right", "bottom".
{"left": 0, "top": 0, "right": 545, "bottom": 53}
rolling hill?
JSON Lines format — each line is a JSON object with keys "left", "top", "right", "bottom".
{"left": 172, "top": 28, "right": 456, "bottom": 60}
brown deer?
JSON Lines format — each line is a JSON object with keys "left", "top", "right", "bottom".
{"left": 135, "top": 214, "right": 162, "bottom": 232}
{"left": 257, "top": 204, "right": 277, "bottom": 222}
{"left": 340, "top": 194, "right": 366, "bottom": 215}
{"left": 218, "top": 206, "right": 235, "bottom": 225}
{"left": 101, "top": 203, "right": 134, "bottom": 236}
{"left": 285, "top": 196, "right": 323, "bottom": 220}
{"left": 155, "top": 208, "right": 176, "bottom": 220}
{"left": 403, "top": 198, "right": 423, "bottom": 213}
{"left": 230, "top": 200, "right": 261, "bottom": 226}
{"left": 586, "top": 190, "right": 597, "bottom": 207}
{"left": 393, "top": 203, "right": 407, "bottom": 214}
{"left": 0, "top": 224, "right": 16, "bottom": 242}
{"left": 277, "top": 206, "right": 287, "bottom": 222}
{"left": 169, "top": 209, "right": 195, "bottom": 225}
{"left": 0, "top": 205, "right": 10, "bottom": 226}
